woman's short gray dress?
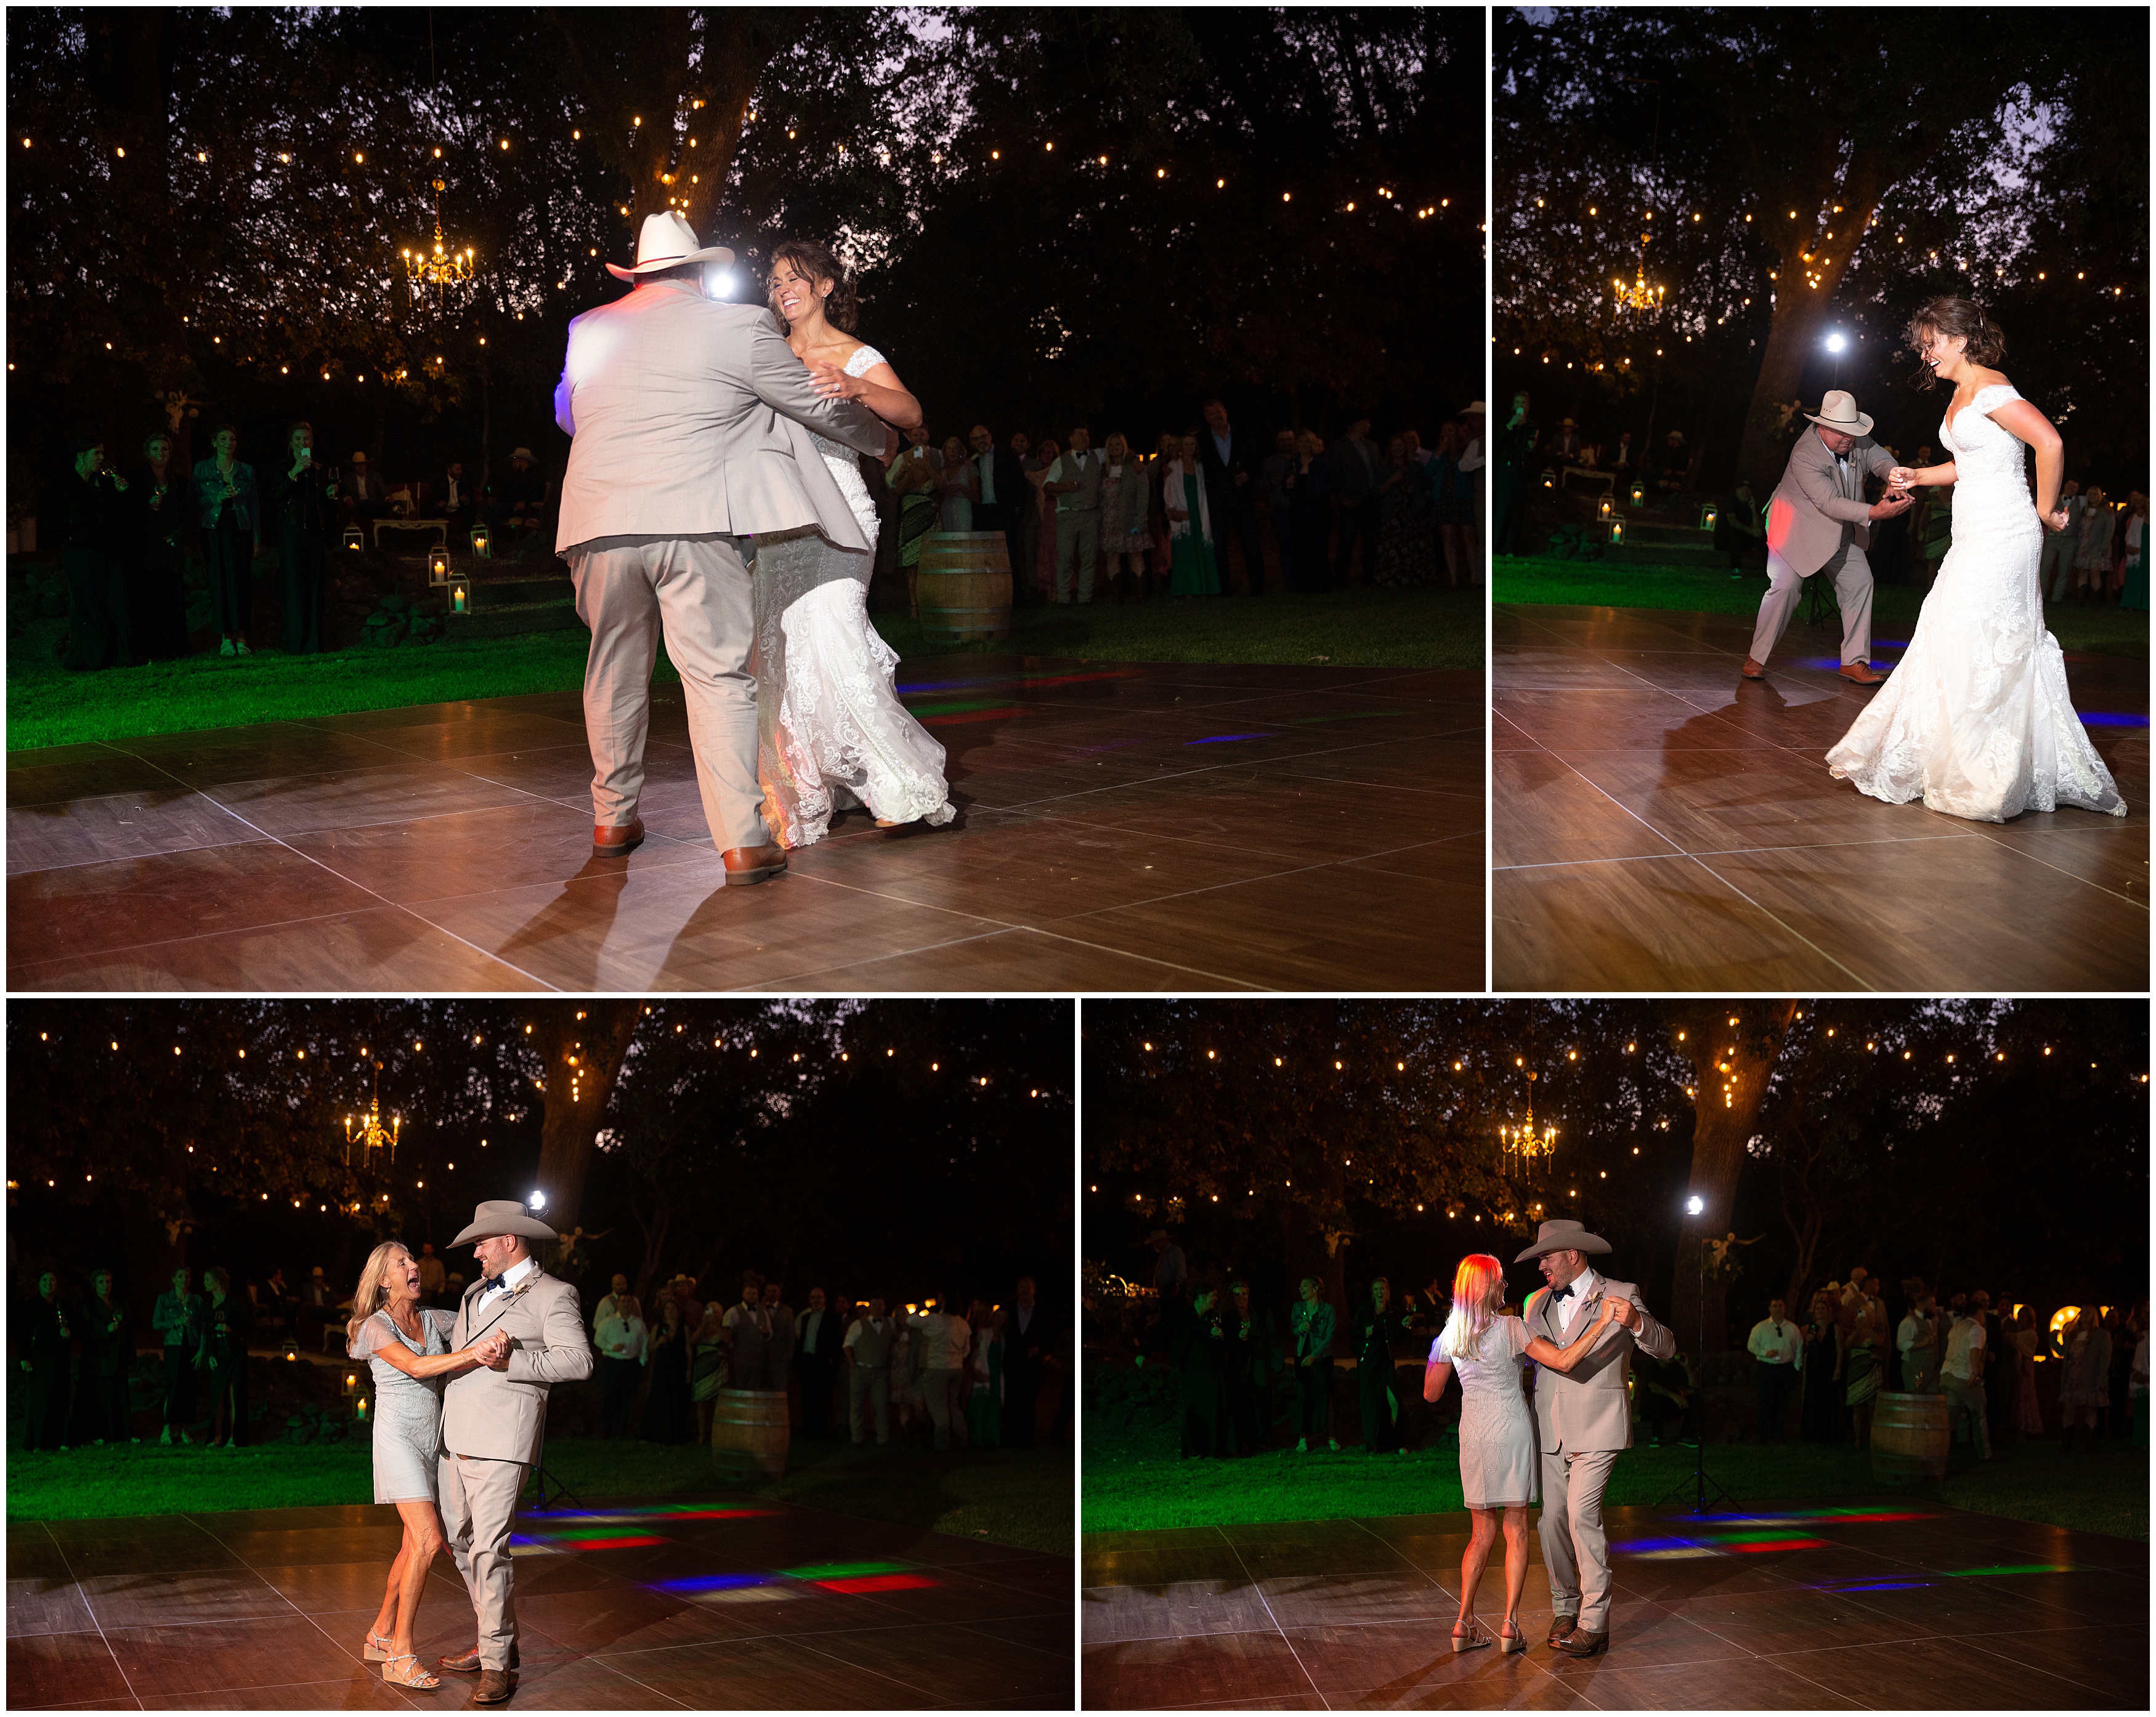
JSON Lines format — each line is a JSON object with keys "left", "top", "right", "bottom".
{"left": 1435, "top": 1315, "right": 1539, "bottom": 1508}
{"left": 352, "top": 1307, "right": 456, "bottom": 1505}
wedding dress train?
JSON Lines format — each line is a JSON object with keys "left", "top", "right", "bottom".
{"left": 1825, "top": 382, "right": 2126, "bottom": 822}
{"left": 753, "top": 341, "right": 957, "bottom": 848}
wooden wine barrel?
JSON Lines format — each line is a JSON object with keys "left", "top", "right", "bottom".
{"left": 917, "top": 532, "right": 1013, "bottom": 644}
{"left": 710, "top": 1388, "right": 790, "bottom": 1479}
{"left": 1870, "top": 1391, "right": 1950, "bottom": 1484}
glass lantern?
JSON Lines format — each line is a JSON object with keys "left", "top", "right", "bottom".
{"left": 1629, "top": 480, "right": 1647, "bottom": 508}
{"left": 341, "top": 527, "right": 366, "bottom": 552}
{"left": 1699, "top": 503, "right": 1719, "bottom": 531}
{"left": 1597, "top": 496, "right": 1613, "bottom": 520}
{"left": 1608, "top": 519, "right": 1626, "bottom": 546}
{"left": 469, "top": 522, "right": 492, "bottom": 558}
{"left": 448, "top": 574, "right": 472, "bottom": 615}
{"left": 428, "top": 547, "right": 452, "bottom": 584}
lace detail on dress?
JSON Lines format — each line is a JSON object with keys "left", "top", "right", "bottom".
{"left": 1825, "top": 380, "right": 2126, "bottom": 821}
{"left": 750, "top": 337, "right": 957, "bottom": 848}
{"left": 806, "top": 344, "right": 884, "bottom": 543}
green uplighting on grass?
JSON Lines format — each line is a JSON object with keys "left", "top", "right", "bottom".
{"left": 780, "top": 1559, "right": 910, "bottom": 1580}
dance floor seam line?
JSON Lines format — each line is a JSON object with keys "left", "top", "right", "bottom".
{"left": 34, "top": 1519, "right": 144, "bottom": 1710}
{"left": 76, "top": 746, "right": 565, "bottom": 994}
{"left": 1963, "top": 826, "right": 2151, "bottom": 911}
{"left": 1222, "top": 1535, "right": 1332, "bottom": 1711}
{"left": 1490, "top": 830, "right": 1982, "bottom": 871}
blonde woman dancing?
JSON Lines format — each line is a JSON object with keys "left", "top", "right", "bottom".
{"left": 347, "top": 1242, "right": 509, "bottom": 1690}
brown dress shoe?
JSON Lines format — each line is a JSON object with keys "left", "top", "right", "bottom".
{"left": 1740, "top": 657, "right": 1767, "bottom": 680}
{"left": 1838, "top": 661, "right": 1887, "bottom": 685}
{"left": 1549, "top": 1627, "right": 1608, "bottom": 1657}
{"left": 1546, "top": 1615, "right": 1578, "bottom": 1647}
{"left": 440, "top": 1644, "right": 517, "bottom": 1675}
{"left": 721, "top": 843, "right": 787, "bottom": 886}
{"left": 474, "top": 1666, "right": 517, "bottom": 1703}
{"left": 593, "top": 817, "right": 644, "bottom": 858}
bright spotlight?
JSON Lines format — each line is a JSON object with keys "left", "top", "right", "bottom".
{"left": 1825, "top": 333, "right": 1847, "bottom": 354}
{"left": 528, "top": 1190, "right": 548, "bottom": 1212}
{"left": 703, "top": 264, "right": 736, "bottom": 301}
{"left": 1684, "top": 1194, "right": 1705, "bottom": 1216}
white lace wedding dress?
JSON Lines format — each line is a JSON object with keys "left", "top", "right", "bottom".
{"left": 1825, "top": 381, "right": 2126, "bottom": 822}
{"left": 753, "top": 341, "right": 956, "bottom": 848}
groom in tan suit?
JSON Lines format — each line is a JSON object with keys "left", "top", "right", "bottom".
{"left": 1742, "top": 389, "right": 1911, "bottom": 685}
{"left": 436, "top": 1201, "right": 594, "bottom": 1703}
{"left": 1519, "top": 1219, "right": 1674, "bottom": 1659}
{"left": 554, "top": 212, "right": 891, "bottom": 882}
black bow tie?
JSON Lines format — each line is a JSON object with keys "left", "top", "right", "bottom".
{"left": 477, "top": 1277, "right": 508, "bottom": 1301}
{"left": 1552, "top": 1282, "right": 1578, "bottom": 1303}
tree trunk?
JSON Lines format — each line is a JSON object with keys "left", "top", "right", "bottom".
{"left": 1666, "top": 1000, "right": 1797, "bottom": 1355}
{"left": 531, "top": 1000, "right": 643, "bottom": 1233}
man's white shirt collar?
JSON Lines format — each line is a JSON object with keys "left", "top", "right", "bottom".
{"left": 490, "top": 1255, "right": 538, "bottom": 1295}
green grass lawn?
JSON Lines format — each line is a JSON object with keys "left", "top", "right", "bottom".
{"left": 6, "top": 584, "right": 1480, "bottom": 753}
{"left": 1082, "top": 1409, "right": 2147, "bottom": 1541}
{"left": 7, "top": 1433, "right": 1072, "bottom": 1554}
{"left": 1495, "top": 555, "right": 2149, "bottom": 661}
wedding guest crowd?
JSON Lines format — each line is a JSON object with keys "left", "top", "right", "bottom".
{"left": 887, "top": 400, "right": 1481, "bottom": 606}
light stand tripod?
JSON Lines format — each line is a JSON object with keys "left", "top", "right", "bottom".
{"left": 521, "top": 1426, "right": 583, "bottom": 1514}
{"left": 1656, "top": 1229, "right": 1733, "bottom": 1516}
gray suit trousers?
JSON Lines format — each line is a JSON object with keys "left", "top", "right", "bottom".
{"left": 1749, "top": 542, "right": 1874, "bottom": 668}
{"left": 438, "top": 1452, "right": 525, "bottom": 1671}
{"left": 849, "top": 1364, "right": 891, "bottom": 1444}
{"left": 1539, "top": 1445, "right": 1619, "bottom": 1633}
{"left": 569, "top": 534, "right": 771, "bottom": 854}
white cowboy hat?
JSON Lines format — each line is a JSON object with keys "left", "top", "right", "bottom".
{"left": 1805, "top": 390, "right": 1874, "bottom": 437}
{"left": 450, "top": 1198, "right": 557, "bottom": 1247}
{"left": 1463, "top": 401, "right": 1488, "bottom": 415}
{"left": 350, "top": 452, "right": 368, "bottom": 464}
{"left": 606, "top": 211, "right": 734, "bottom": 282}
{"left": 1514, "top": 1218, "right": 1613, "bottom": 1262}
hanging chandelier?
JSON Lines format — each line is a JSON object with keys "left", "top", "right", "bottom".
{"left": 1613, "top": 253, "right": 1666, "bottom": 313}
{"left": 345, "top": 1065, "right": 402, "bottom": 1167}
{"left": 1497, "top": 1069, "right": 1558, "bottom": 1170}
{"left": 403, "top": 177, "right": 474, "bottom": 308}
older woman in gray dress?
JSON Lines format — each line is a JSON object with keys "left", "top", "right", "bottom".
{"left": 1423, "top": 1253, "right": 1622, "bottom": 1654}
{"left": 347, "top": 1241, "right": 508, "bottom": 1690}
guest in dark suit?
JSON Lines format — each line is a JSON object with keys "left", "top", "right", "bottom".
{"left": 1327, "top": 416, "right": 1384, "bottom": 586}
{"left": 196, "top": 1266, "right": 253, "bottom": 1448}
{"left": 1197, "top": 398, "right": 1272, "bottom": 596}
{"left": 1492, "top": 392, "right": 1539, "bottom": 558}
{"left": 75, "top": 1267, "right": 136, "bottom": 1445}
{"left": 193, "top": 422, "right": 261, "bottom": 655}
{"left": 1352, "top": 1277, "right": 1412, "bottom": 1453}
{"left": 1003, "top": 1275, "right": 1051, "bottom": 1448}
{"left": 18, "top": 1271, "right": 76, "bottom": 1450}
{"left": 264, "top": 421, "right": 337, "bottom": 655}
{"left": 1170, "top": 1281, "right": 1234, "bottom": 1457}
{"left": 1222, "top": 1279, "right": 1278, "bottom": 1453}
{"left": 57, "top": 432, "right": 134, "bottom": 671}
{"left": 129, "top": 434, "right": 193, "bottom": 660}
{"left": 793, "top": 1287, "right": 843, "bottom": 1440}
{"left": 763, "top": 1280, "right": 798, "bottom": 1412}
{"left": 1286, "top": 431, "right": 1332, "bottom": 591}
{"left": 967, "top": 424, "right": 1031, "bottom": 600}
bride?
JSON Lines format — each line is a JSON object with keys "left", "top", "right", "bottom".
{"left": 1825, "top": 297, "right": 2126, "bottom": 822}
{"left": 753, "top": 239, "right": 956, "bottom": 846}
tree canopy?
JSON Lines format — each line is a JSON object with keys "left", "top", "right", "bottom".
{"left": 8, "top": 998, "right": 1073, "bottom": 1311}
{"left": 7, "top": 6, "right": 1478, "bottom": 509}
{"left": 1495, "top": 8, "right": 2149, "bottom": 492}
{"left": 1085, "top": 999, "right": 2147, "bottom": 1349}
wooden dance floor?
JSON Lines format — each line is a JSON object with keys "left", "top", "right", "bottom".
{"left": 1493, "top": 604, "right": 2147, "bottom": 991}
{"left": 1082, "top": 1501, "right": 2149, "bottom": 1710}
{"left": 6, "top": 658, "right": 1482, "bottom": 992}
{"left": 9, "top": 1495, "right": 1072, "bottom": 1709}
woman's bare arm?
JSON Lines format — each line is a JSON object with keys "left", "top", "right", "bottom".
{"left": 808, "top": 357, "right": 922, "bottom": 430}
{"left": 1422, "top": 1355, "right": 1454, "bottom": 1403}
{"left": 362, "top": 1322, "right": 505, "bottom": 1380}
{"left": 1524, "top": 1301, "right": 1623, "bottom": 1373}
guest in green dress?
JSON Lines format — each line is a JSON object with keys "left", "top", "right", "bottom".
{"left": 1167, "top": 432, "right": 1220, "bottom": 597}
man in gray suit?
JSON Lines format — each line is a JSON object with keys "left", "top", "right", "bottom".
{"left": 436, "top": 1201, "right": 595, "bottom": 1703}
{"left": 1742, "top": 389, "right": 1912, "bottom": 685}
{"left": 553, "top": 212, "right": 891, "bottom": 881}
{"left": 1518, "top": 1219, "right": 1674, "bottom": 1659}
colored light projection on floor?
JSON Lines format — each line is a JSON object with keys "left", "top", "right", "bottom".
{"left": 2080, "top": 711, "right": 2150, "bottom": 727}
{"left": 510, "top": 1504, "right": 777, "bottom": 1554}
{"left": 901, "top": 668, "right": 1140, "bottom": 724}
{"left": 650, "top": 1560, "right": 939, "bottom": 1602}
{"left": 1611, "top": 1507, "right": 1943, "bottom": 1560}
{"left": 1185, "top": 732, "right": 1275, "bottom": 745}
{"left": 898, "top": 669, "right": 1135, "bottom": 697}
